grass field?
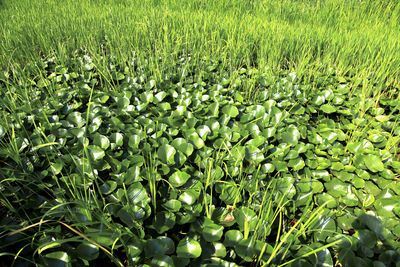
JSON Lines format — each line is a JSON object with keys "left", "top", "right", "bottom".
{"left": 0, "top": 0, "right": 400, "bottom": 266}
{"left": 1, "top": 0, "right": 400, "bottom": 87}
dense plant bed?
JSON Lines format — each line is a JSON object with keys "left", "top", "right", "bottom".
{"left": 0, "top": 55, "right": 399, "bottom": 266}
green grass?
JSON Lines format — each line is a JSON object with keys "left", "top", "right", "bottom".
{"left": 1, "top": 0, "right": 399, "bottom": 92}
{"left": 1, "top": 0, "right": 400, "bottom": 266}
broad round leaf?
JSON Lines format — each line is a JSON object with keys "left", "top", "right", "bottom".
{"left": 176, "top": 237, "right": 202, "bottom": 258}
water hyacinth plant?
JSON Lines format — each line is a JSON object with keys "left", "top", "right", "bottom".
{"left": 1, "top": 0, "right": 400, "bottom": 266}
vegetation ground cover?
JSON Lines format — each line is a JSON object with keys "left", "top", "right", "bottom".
{"left": 0, "top": 0, "right": 399, "bottom": 266}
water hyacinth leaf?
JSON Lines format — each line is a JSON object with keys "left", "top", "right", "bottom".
{"left": 353, "top": 230, "right": 377, "bottom": 249}
{"left": 50, "top": 161, "right": 63, "bottom": 175}
{"left": 110, "top": 132, "right": 124, "bottom": 147}
{"left": 197, "top": 125, "right": 211, "bottom": 140}
{"left": 289, "top": 259, "right": 314, "bottom": 267}
{"left": 126, "top": 238, "right": 143, "bottom": 258}
{"left": 178, "top": 190, "right": 199, "bottom": 206}
{"left": 222, "top": 105, "right": 239, "bottom": 117}
{"left": 145, "top": 239, "right": 171, "bottom": 258}
{"left": 169, "top": 170, "right": 191, "bottom": 187}
{"left": 0, "top": 125, "right": 5, "bottom": 138}
{"left": 216, "top": 181, "right": 241, "bottom": 205}
{"left": 316, "top": 193, "right": 337, "bottom": 208}
{"left": 261, "top": 163, "right": 275, "bottom": 173}
{"left": 117, "top": 205, "right": 146, "bottom": 224}
{"left": 315, "top": 248, "right": 333, "bottom": 267}
{"left": 235, "top": 238, "right": 257, "bottom": 262}
{"left": 272, "top": 159, "right": 288, "bottom": 173}
{"left": 187, "top": 132, "right": 205, "bottom": 149}
{"left": 127, "top": 182, "right": 148, "bottom": 204}
{"left": 202, "top": 223, "right": 224, "bottom": 242}
{"left": 321, "top": 104, "right": 336, "bottom": 114}
{"left": 311, "top": 95, "right": 325, "bottom": 106}
{"left": 87, "top": 145, "right": 105, "bottom": 161}
{"left": 93, "top": 134, "right": 110, "bottom": 150}
{"left": 374, "top": 197, "right": 400, "bottom": 217}
{"left": 201, "top": 242, "right": 227, "bottom": 258}
{"left": 234, "top": 207, "right": 258, "bottom": 233}
{"left": 150, "top": 255, "right": 174, "bottom": 267}
{"left": 245, "top": 145, "right": 264, "bottom": 163}
{"left": 162, "top": 199, "right": 182, "bottom": 212}
{"left": 67, "top": 112, "right": 85, "bottom": 127}
{"left": 76, "top": 242, "right": 99, "bottom": 261}
{"left": 280, "top": 125, "right": 300, "bottom": 146}
{"left": 124, "top": 165, "right": 141, "bottom": 184}
{"left": 100, "top": 181, "right": 117, "bottom": 195}
{"left": 223, "top": 230, "right": 243, "bottom": 247}
{"left": 128, "top": 135, "right": 140, "bottom": 149}
{"left": 314, "top": 215, "right": 337, "bottom": 242}
{"left": 324, "top": 179, "right": 347, "bottom": 197}
{"left": 44, "top": 251, "right": 70, "bottom": 267}
{"left": 157, "top": 144, "right": 176, "bottom": 165}
{"left": 337, "top": 213, "right": 357, "bottom": 231}
{"left": 288, "top": 157, "right": 305, "bottom": 171}
{"left": 171, "top": 138, "right": 194, "bottom": 156}
{"left": 177, "top": 237, "right": 202, "bottom": 258}
{"left": 363, "top": 154, "right": 384, "bottom": 172}
{"left": 152, "top": 211, "right": 176, "bottom": 234}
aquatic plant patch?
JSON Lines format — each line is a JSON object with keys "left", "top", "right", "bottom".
{"left": 0, "top": 55, "right": 399, "bottom": 266}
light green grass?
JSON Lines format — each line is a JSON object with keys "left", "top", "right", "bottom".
{"left": 1, "top": 0, "right": 399, "bottom": 93}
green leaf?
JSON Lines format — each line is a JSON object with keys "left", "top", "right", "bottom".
{"left": 162, "top": 199, "right": 182, "bottom": 212}
{"left": 201, "top": 241, "right": 227, "bottom": 258}
{"left": 234, "top": 207, "right": 258, "bottom": 233}
{"left": 77, "top": 242, "right": 99, "bottom": 261}
{"left": 280, "top": 125, "right": 300, "bottom": 146}
{"left": 176, "top": 237, "right": 202, "bottom": 258}
{"left": 313, "top": 215, "right": 337, "bottom": 242}
{"left": 235, "top": 238, "right": 257, "bottom": 262}
{"left": 145, "top": 238, "right": 174, "bottom": 258}
{"left": 117, "top": 205, "right": 146, "bottom": 224}
{"left": 320, "top": 104, "right": 336, "bottom": 114}
{"left": 100, "top": 181, "right": 117, "bottom": 194}
{"left": 87, "top": 145, "right": 105, "bottom": 161}
{"left": 311, "top": 95, "right": 325, "bottom": 106}
{"left": 288, "top": 157, "right": 305, "bottom": 171}
{"left": 353, "top": 230, "right": 377, "bottom": 249}
{"left": 223, "top": 230, "right": 243, "bottom": 247}
{"left": 93, "top": 134, "right": 110, "bottom": 150}
{"left": 151, "top": 255, "right": 174, "bottom": 267}
{"left": 178, "top": 189, "right": 199, "bottom": 206}
{"left": 169, "top": 170, "right": 191, "bottom": 187}
{"left": 128, "top": 135, "right": 140, "bottom": 149}
{"left": 67, "top": 112, "right": 85, "bottom": 127}
{"left": 0, "top": 125, "right": 5, "bottom": 138}
{"left": 126, "top": 182, "right": 148, "bottom": 204}
{"left": 202, "top": 223, "right": 224, "bottom": 242}
{"left": 152, "top": 211, "right": 176, "bottom": 234}
{"left": 324, "top": 179, "right": 348, "bottom": 197}
{"left": 363, "top": 154, "right": 384, "bottom": 172}
{"left": 126, "top": 239, "right": 143, "bottom": 257}
{"left": 222, "top": 105, "right": 239, "bottom": 117}
{"left": 50, "top": 161, "right": 63, "bottom": 175}
{"left": 245, "top": 145, "right": 265, "bottom": 163}
{"left": 171, "top": 138, "right": 194, "bottom": 156}
{"left": 44, "top": 251, "right": 70, "bottom": 267}
{"left": 187, "top": 132, "right": 205, "bottom": 149}
{"left": 157, "top": 144, "right": 176, "bottom": 165}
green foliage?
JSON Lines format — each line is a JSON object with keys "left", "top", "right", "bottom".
{"left": 0, "top": 0, "right": 400, "bottom": 265}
